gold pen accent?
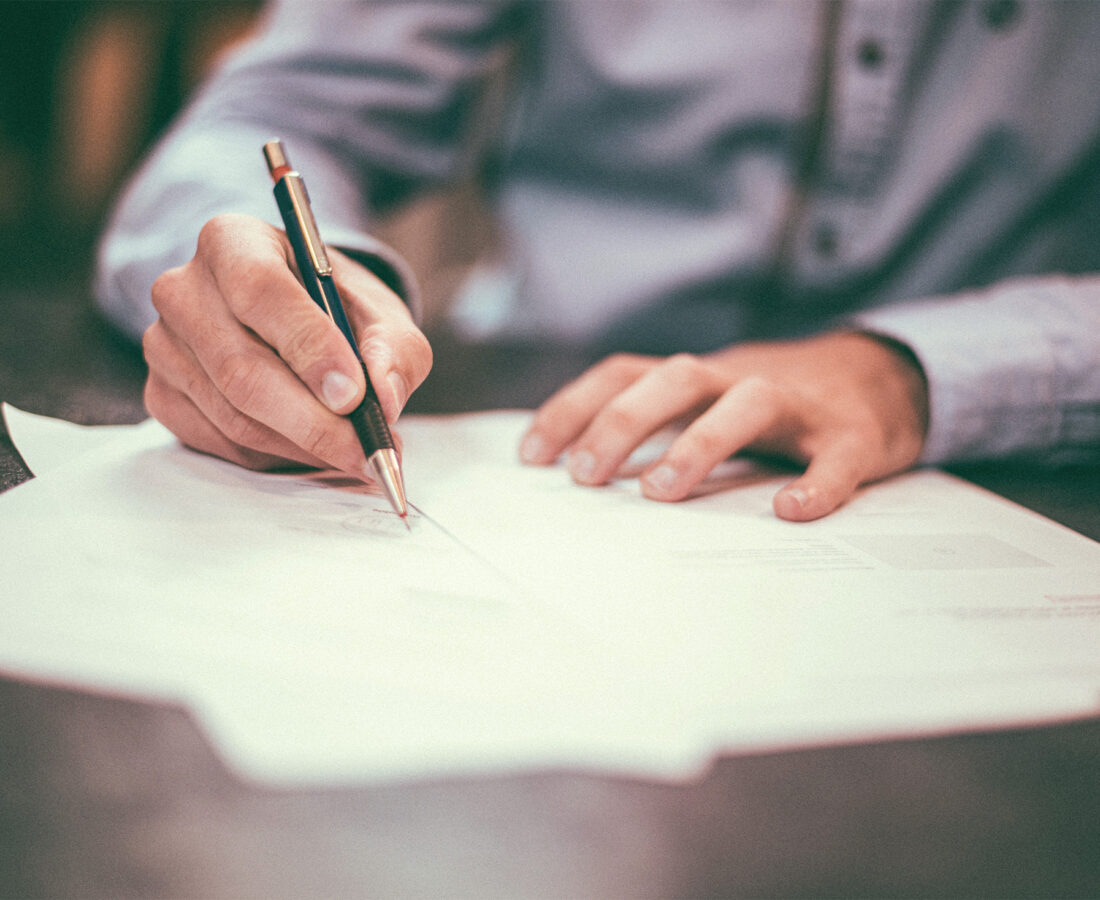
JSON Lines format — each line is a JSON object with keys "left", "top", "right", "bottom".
{"left": 262, "top": 142, "right": 332, "bottom": 277}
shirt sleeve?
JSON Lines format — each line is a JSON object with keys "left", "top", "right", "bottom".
{"left": 94, "top": 0, "right": 522, "bottom": 339}
{"left": 854, "top": 275, "right": 1100, "bottom": 466}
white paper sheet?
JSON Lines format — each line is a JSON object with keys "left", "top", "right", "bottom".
{"left": 3, "top": 403, "right": 1099, "bottom": 786}
{"left": 2, "top": 406, "right": 132, "bottom": 476}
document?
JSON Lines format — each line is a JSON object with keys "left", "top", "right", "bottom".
{"left": 3, "top": 404, "right": 1099, "bottom": 786}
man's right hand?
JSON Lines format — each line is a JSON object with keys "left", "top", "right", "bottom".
{"left": 143, "top": 213, "right": 432, "bottom": 478}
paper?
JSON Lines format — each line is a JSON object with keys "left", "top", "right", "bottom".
{"left": 2, "top": 403, "right": 1099, "bottom": 786}
{"left": 1, "top": 406, "right": 131, "bottom": 476}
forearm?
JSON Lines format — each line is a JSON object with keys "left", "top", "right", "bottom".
{"left": 93, "top": 120, "right": 418, "bottom": 339}
{"left": 94, "top": 0, "right": 521, "bottom": 339}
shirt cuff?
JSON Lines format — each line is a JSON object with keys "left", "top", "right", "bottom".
{"left": 852, "top": 290, "right": 1064, "bottom": 465}
{"left": 325, "top": 230, "right": 423, "bottom": 325}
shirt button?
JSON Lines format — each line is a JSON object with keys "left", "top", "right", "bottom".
{"left": 856, "top": 39, "right": 885, "bottom": 69}
{"left": 812, "top": 221, "right": 838, "bottom": 258}
{"left": 981, "top": 0, "right": 1021, "bottom": 31}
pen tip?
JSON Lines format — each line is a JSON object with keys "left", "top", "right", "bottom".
{"left": 367, "top": 448, "right": 409, "bottom": 525}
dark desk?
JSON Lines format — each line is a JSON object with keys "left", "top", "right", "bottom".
{"left": 2, "top": 284, "right": 1099, "bottom": 898}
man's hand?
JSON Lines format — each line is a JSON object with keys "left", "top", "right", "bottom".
{"left": 519, "top": 331, "right": 929, "bottom": 521}
{"left": 143, "top": 213, "right": 432, "bottom": 478}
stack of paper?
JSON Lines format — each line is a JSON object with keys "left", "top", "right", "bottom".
{"left": 2, "top": 404, "right": 1098, "bottom": 786}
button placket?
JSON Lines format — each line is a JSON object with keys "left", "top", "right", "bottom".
{"left": 788, "top": 1, "right": 930, "bottom": 285}
{"left": 981, "top": 0, "right": 1021, "bottom": 32}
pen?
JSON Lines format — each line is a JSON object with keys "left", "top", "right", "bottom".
{"left": 263, "top": 139, "right": 409, "bottom": 525}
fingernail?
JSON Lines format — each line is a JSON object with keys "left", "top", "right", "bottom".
{"left": 387, "top": 372, "right": 408, "bottom": 416}
{"left": 784, "top": 487, "right": 809, "bottom": 510}
{"left": 322, "top": 371, "right": 357, "bottom": 411}
{"left": 568, "top": 449, "right": 598, "bottom": 483}
{"left": 519, "top": 431, "right": 547, "bottom": 464}
{"left": 774, "top": 486, "right": 810, "bottom": 519}
{"left": 642, "top": 463, "right": 681, "bottom": 497}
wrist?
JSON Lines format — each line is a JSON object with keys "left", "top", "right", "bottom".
{"left": 331, "top": 240, "right": 423, "bottom": 324}
{"left": 848, "top": 329, "right": 930, "bottom": 451}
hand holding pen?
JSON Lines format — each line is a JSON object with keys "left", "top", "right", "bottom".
{"left": 141, "top": 152, "right": 432, "bottom": 509}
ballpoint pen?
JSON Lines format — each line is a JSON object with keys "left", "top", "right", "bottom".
{"left": 263, "top": 139, "right": 409, "bottom": 525}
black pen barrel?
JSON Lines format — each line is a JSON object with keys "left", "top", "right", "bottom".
{"left": 349, "top": 369, "right": 396, "bottom": 453}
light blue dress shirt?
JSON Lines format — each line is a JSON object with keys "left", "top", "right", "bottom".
{"left": 95, "top": 0, "right": 1100, "bottom": 466}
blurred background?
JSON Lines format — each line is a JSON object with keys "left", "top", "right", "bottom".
{"left": 0, "top": 1, "right": 261, "bottom": 435}
{"left": 0, "top": 0, "right": 261, "bottom": 288}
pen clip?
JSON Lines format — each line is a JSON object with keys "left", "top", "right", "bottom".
{"left": 263, "top": 140, "right": 333, "bottom": 278}
{"left": 283, "top": 176, "right": 333, "bottom": 277}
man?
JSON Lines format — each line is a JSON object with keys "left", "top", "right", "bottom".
{"left": 95, "top": 0, "right": 1100, "bottom": 520}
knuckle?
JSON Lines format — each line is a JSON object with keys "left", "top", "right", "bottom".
{"left": 141, "top": 322, "right": 163, "bottom": 366}
{"left": 150, "top": 266, "right": 186, "bottom": 317}
{"left": 180, "top": 363, "right": 208, "bottom": 405}
{"left": 280, "top": 318, "right": 332, "bottom": 369}
{"left": 196, "top": 216, "right": 226, "bottom": 250}
{"left": 295, "top": 421, "right": 338, "bottom": 461}
{"left": 197, "top": 215, "right": 287, "bottom": 319}
{"left": 214, "top": 352, "right": 267, "bottom": 413}
{"left": 196, "top": 213, "right": 249, "bottom": 254}
{"left": 738, "top": 374, "right": 783, "bottom": 406}
{"left": 143, "top": 376, "right": 169, "bottom": 423}
{"left": 363, "top": 325, "right": 435, "bottom": 393}
{"left": 218, "top": 408, "right": 268, "bottom": 451}
{"left": 398, "top": 328, "right": 434, "bottom": 383}
{"left": 660, "top": 353, "right": 715, "bottom": 393}
{"left": 684, "top": 421, "right": 730, "bottom": 460}
{"left": 228, "top": 257, "right": 285, "bottom": 323}
{"left": 596, "top": 400, "right": 645, "bottom": 437}
{"left": 596, "top": 352, "right": 648, "bottom": 380}
{"left": 662, "top": 352, "right": 705, "bottom": 381}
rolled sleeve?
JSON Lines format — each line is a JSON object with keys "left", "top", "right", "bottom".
{"left": 855, "top": 276, "right": 1100, "bottom": 466}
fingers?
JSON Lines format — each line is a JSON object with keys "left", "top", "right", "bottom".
{"left": 570, "top": 354, "right": 732, "bottom": 485}
{"left": 152, "top": 261, "right": 369, "bottom": 477}
{"left": 145, "top": 371, "right": 307, "bottom": 471}
{"left": 638, "top": 376, "right": 871, "bottom": 519}
{"left": 331, "top": 248, "right": 433, "bottom": 424}
{"left": 639, "top": 376, "right": 792, "bottom": 501}
{"left": 519, "top": 353, "right": 712, "bottom": 473}
{"left": 143, "top": 319, "right": 328, "bottom": 470}
{"left": 524, "top": 331, "right": 928, "bottom": 521}
{"left": 522, "top": 352, "right": 887, "bottom": 520}
{"left": 145, "top": 214, "right": 432, "bottom": 477}
{"left": 195, "top": 216, "right": 367, "bottom": 416}
{"left": 519, "top": 353, "right": 655, "bottom": 465}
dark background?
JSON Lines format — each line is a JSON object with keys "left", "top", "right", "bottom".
{"left": 0, "top": 0, "right": 261, "bottom": 435}
{"left": 0, "top": 1, "right": 259, "bottom": 287}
